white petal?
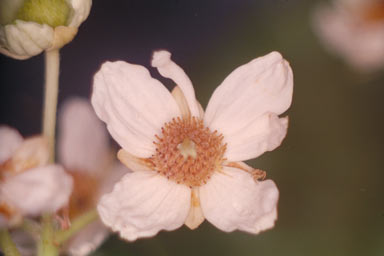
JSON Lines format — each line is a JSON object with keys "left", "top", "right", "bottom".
{"left": 224, "top": 113, "right": 288, "bottom": 162}
{"left": 6, "top": 136, "right": 49, "bottom": 174}
{"left": 200, "top": 167, "right": 279, "bottom": 234}
{"left": 97, "top": 171, "right": 191, "bottom": 241}
{"left": 91, "top": 61, "right": 180, "bottom": 157}
{"left": 0, "top": 44, "right": 30, "bottom": 59}
{"left": 204, "top": 51, "right": 293, "bottom": 136}
{"left": 15, "top": 21, "right": 54, "bottom": 49}
{"left": 67, "top": 0, "right": 92, "bottom": 27}
{"left": 1, "top": 20, "right": 53, "bottom": 58}
{"left": 0, "top": 165, "right": 73, "bottom": 215}
{"left": 58, "top": 98, "right": 109, "bottom": 173}
{"left": 67, "top": 220, "right": 108, "bottom": 256}
{"left": 0, "top": 126, "right": 23, "bottom": 164}
{"left": 98, "top": 162, "right": 129, "bottom": 197}
{"left": 151, "top": 50, "right": 200, "bottom": 117}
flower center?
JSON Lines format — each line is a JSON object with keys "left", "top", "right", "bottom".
{"left": 149, "top": 116, "right": 226, "bottom": 187}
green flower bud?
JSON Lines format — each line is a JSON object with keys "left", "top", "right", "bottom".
{"left": 0, "top": 0, "right": 92, "bottom": 59}
{"left": 16, "top": 0, "right": 70, "bottom": 28}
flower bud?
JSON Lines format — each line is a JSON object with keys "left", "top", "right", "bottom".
{"left": 16, "top": 0, "right": 70, "bottom": 28}
{"left": 0, "top": 0, "right": 92, "bottom": 59}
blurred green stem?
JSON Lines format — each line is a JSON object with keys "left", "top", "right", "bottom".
{"left": 38, "top": 214, "right": 59, "bottom": 256}
{"left": 55, "top": 208, "right": 99, "bottom": 244}
{"left": 0, "top": 229, "right": 21, "bottom": 256}
{"left": 38, "top": 49, "right": 61, "bottom": 256}
{"left": 42, "top": 48, "right": 60, "bottom": 163}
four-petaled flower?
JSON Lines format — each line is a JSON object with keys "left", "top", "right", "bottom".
{"left": 91, "top": 50, "right": 293, "bottom": 241}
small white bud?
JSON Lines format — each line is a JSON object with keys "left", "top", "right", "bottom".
{"left": 0, "top": 0, "right": 92, "bottom": 59}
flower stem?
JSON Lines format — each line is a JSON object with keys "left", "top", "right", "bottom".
{"left": 0, "top": 229, "right": 21, "bottom": 256}
{"left": 55, "top": 208, "right": 99, "bottom": 244}
{"left": 38, "top": 49, "right": 61, "bottom": 256}
{"left": 42, "top": 48, "right": 60, "bottom": 163}
{"left": 38, "top": 214, "right": 59, "bottom": 256}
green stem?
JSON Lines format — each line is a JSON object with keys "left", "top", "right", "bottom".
{"left": 55, "top": 209, "right": 99, "bottom": 244}
{"left": 38, "top": 48, "right": 61, "bottom": 256}
{"left": 38, "top": 215, "right": 59, "bottom": 256}
{"left": 0, "top": 229, "right": 21, "bottom": 256}
{"left": 42, "top": 48, "right": 60, "bottom": 163}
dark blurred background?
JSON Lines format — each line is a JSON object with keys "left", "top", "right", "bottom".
{"left": 1, "top": 0, "right": 384, "bottom": 255}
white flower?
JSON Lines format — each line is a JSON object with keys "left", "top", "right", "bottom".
{"left": 57, "top": 98, "right": 128, "bottom": 256}
{"left": 0, "top": 126, "right": 73, "bottom": 227}
{"left": 91, "top": 50, "right": 293, "bottom": 241}
{"left": 0, "top": 0, "right": 92, "bottom": 59}
{"left": 313, "top": 0, "right": 384, "bottom": 72}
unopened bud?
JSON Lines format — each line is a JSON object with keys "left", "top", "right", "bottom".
{"left": 16, "top": 0, "right": 70, "bottom": 27}
{"left": 0, "top": 0, "right": 92, "bottom": 59}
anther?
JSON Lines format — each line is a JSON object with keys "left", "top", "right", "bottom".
{"left": 149, "top": 116, "right": 226, "bottom": 187}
